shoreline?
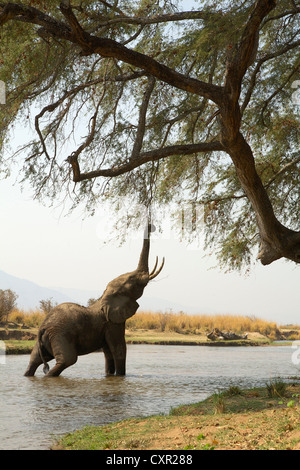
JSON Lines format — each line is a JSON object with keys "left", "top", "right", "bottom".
{"left": 3, "top": 337, "right": 287, "bottom": 355}
{"left": 126, "top": 339, "right": 269, "bottom": 346}
{"left": 2, "top": 326, "right": 295, "bottom": 354}
{"left": 55, "top": 381, "right": 300, "bottom": 450}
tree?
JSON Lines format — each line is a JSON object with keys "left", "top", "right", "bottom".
{"left": 87, "top": 297, "right": 97, "bottom": 307}
{"left": 39, "top": 297, "right": 58, "bottom": 314}
{"left": 0, "top": 0, "right": 299, "bottom": 270}
{"left": 0, "top": 289, "right": 18, "bottom": 322}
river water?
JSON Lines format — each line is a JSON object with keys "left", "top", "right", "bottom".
{"left": 0, "top": 344, "right": 299, "bottom": 450}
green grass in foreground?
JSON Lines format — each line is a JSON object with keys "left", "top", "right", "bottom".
{"left": 55, "top": 382, "right": 300, "bottom": 451}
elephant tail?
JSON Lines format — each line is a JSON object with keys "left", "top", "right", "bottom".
{"left": 38, "top": 329, "right": 50, "bottom": 374}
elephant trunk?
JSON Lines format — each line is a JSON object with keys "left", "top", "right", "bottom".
{"left": 136, "top": 223, "right": 152, "bottom": 273}
{"left": 136, "top": 222, "right": 165, "bottom": 280}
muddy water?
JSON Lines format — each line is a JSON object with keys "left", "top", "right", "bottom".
{"left": 0, "top": 344, "right": 299, "bottom": 449}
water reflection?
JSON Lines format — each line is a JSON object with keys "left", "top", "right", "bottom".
{"left": 0, "top": 344, "right": 299, "bottom": 449}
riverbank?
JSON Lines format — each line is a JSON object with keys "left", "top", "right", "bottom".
{"left": 1, "top": 328, "right": 272, "bottom": 354}
{"left": 125, "top": 329, "right": 271, "bottom": 346}
{"left": 2, "top": 312, "right": 299, "bottom": 354}
{"left": 55, "top": 382, "right": 300, "bottom": 450}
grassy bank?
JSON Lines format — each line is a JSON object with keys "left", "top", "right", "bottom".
{"left": 125, "top": 329, "right": 270, "bottom": 346}
{"left": 2, "top": 327, "right": 271, "bottom": 354}
{"left": 55, "top": 381, "right": 300, "bottom": 450}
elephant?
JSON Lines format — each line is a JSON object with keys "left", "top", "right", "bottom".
{"left": 24, "top": 224, "right": 164, "bottom": 377}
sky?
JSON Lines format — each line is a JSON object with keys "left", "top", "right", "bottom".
{"left": 0, "top": 170, "right": 299, "bottom": 325}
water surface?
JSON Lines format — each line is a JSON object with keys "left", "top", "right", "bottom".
{"left": 0, "top": 344, "right": 299, "bottom": 449}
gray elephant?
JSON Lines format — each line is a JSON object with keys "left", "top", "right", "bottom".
{"left": 24, "top": 224, "right": 164, "bottom": 377}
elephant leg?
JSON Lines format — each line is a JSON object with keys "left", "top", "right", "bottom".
{"left": 24, "top": 342, "right": 43, "bottom": 377}
{"left": 103, "top": 343, "right": 115, "bottom": 375}
{"left": 114, "top": 354, "right": 126, "bottom": 376}
{"left": 104, "top": 324, "right": 127, "bottom": 376}
{"left": 45, "top": 337, "right": 77, "bottom": 377}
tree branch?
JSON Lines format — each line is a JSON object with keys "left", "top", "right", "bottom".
{"left": 241, "top": 39, "right": 300, "bottom": 114}
{"left": 225, "top": 0, "right": 276, "bottom": 100}
{"left": 74, "top": 141, "right": 224, "bottom": 181}
{"left": 131, "top": 76, "right": 156, "bottom": 160}
{"left": 227, "top": 133, "right": 300, "bottom": 264}
{"left": 59, "top": 1, "right": 88, "bottom": 46}
{"left": 0, "top": 2, "right": 224, "bottom": 106}
{"left": 265, "top": 156, "right": 300, "bottom": 188}
{"left": 89, "top": 10, "right": 222, "bottom": 27}
{"left": 0, "top": 2, "right": 73, "bottom": 39}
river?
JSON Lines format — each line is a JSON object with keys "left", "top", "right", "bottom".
{"left": 0, "top": 344, "right": 299, "bottom": 450}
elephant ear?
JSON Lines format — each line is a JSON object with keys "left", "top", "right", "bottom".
{"left": 102, "top": 295, "right": 139, "bottom": 324}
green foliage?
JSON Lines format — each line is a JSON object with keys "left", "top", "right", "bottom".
{"left": 0, "top": 0, "right": 299, "bottom": 270}
{"left": 266, "top": 380, "right": 287, "bottom": 398}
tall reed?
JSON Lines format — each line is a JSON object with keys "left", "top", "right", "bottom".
{"left": 5, "top": 308, "right": 291, "bottom": 339}
{"left": 127, "top": 311, "right": 280, "bottom": 336}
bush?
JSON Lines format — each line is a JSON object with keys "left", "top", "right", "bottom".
{"left": 8, "top": 309, "right": 45, "bottom": 328}
{"left": 9, "top": 310, "right": 26, "bottom": 324}
{"left": 266, "top": 380, "right": 287, "bottom": 398}
{"left": 0, "top": 289, "right": 18, "bottom": 322}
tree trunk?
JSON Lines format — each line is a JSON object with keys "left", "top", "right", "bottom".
{"left": 224, "top": 132, "right": 300, "bottom": 265}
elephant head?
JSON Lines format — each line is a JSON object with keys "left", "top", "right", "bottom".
{"left": 99, "top": 223, "right": 165, "bottom": 324}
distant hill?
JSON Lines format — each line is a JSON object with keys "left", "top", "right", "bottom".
{"left": 0, "top": 270, "right": 74, "bottom": 310}
{"left": 0, "top": 269, "right": 194, "bottom": 313}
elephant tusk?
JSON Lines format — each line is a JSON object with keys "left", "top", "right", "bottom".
{"left": 149, "top": 257, "right": 165, "bottom": 280}
{"left": 149, "top": 256, "right": 158, "bottom": 276}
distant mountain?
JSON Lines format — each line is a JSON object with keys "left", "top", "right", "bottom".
{"left": 0, "top": 269, "right": 194, "bottom": 314}
{"left": 0, "top": 270, "right": 75, "bottom": 310}
{"left": 49, "top": 286, "right": 102, "bottom": 306}
{"left": 50, "top": 287, "right": 190, "bottom": 313}
{"left": 138, "top": 296, "right": 195, "bottom": 314}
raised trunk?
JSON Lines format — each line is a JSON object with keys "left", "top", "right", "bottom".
{"left": 225, "top": 133, "right": 300, "bottom": 265}
{"left": 136, "top": 224, "right": 151, "bottom": 272}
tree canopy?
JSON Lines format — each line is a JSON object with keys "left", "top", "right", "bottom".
{"left": 0, "top": 0, "right": 299, "bottom": 270}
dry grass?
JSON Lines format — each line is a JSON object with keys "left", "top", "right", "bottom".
{"left": 127, "top": 311, "right": 281, "bottom": 338}
{"left": 57, "top": 383, "right": 300, "bottom": 450}
{"left": 6, "top": 308, "right": 297, "bottom": 341}
{"left": 8, "top": 309, "right": 46, "bottom": 327}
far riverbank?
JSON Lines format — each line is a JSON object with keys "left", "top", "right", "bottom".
{"left": 1, "top": 328, "right": 281, "bottom": 355}
{"left": 2, "top": 311, "right": 299, "bottom": 354}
